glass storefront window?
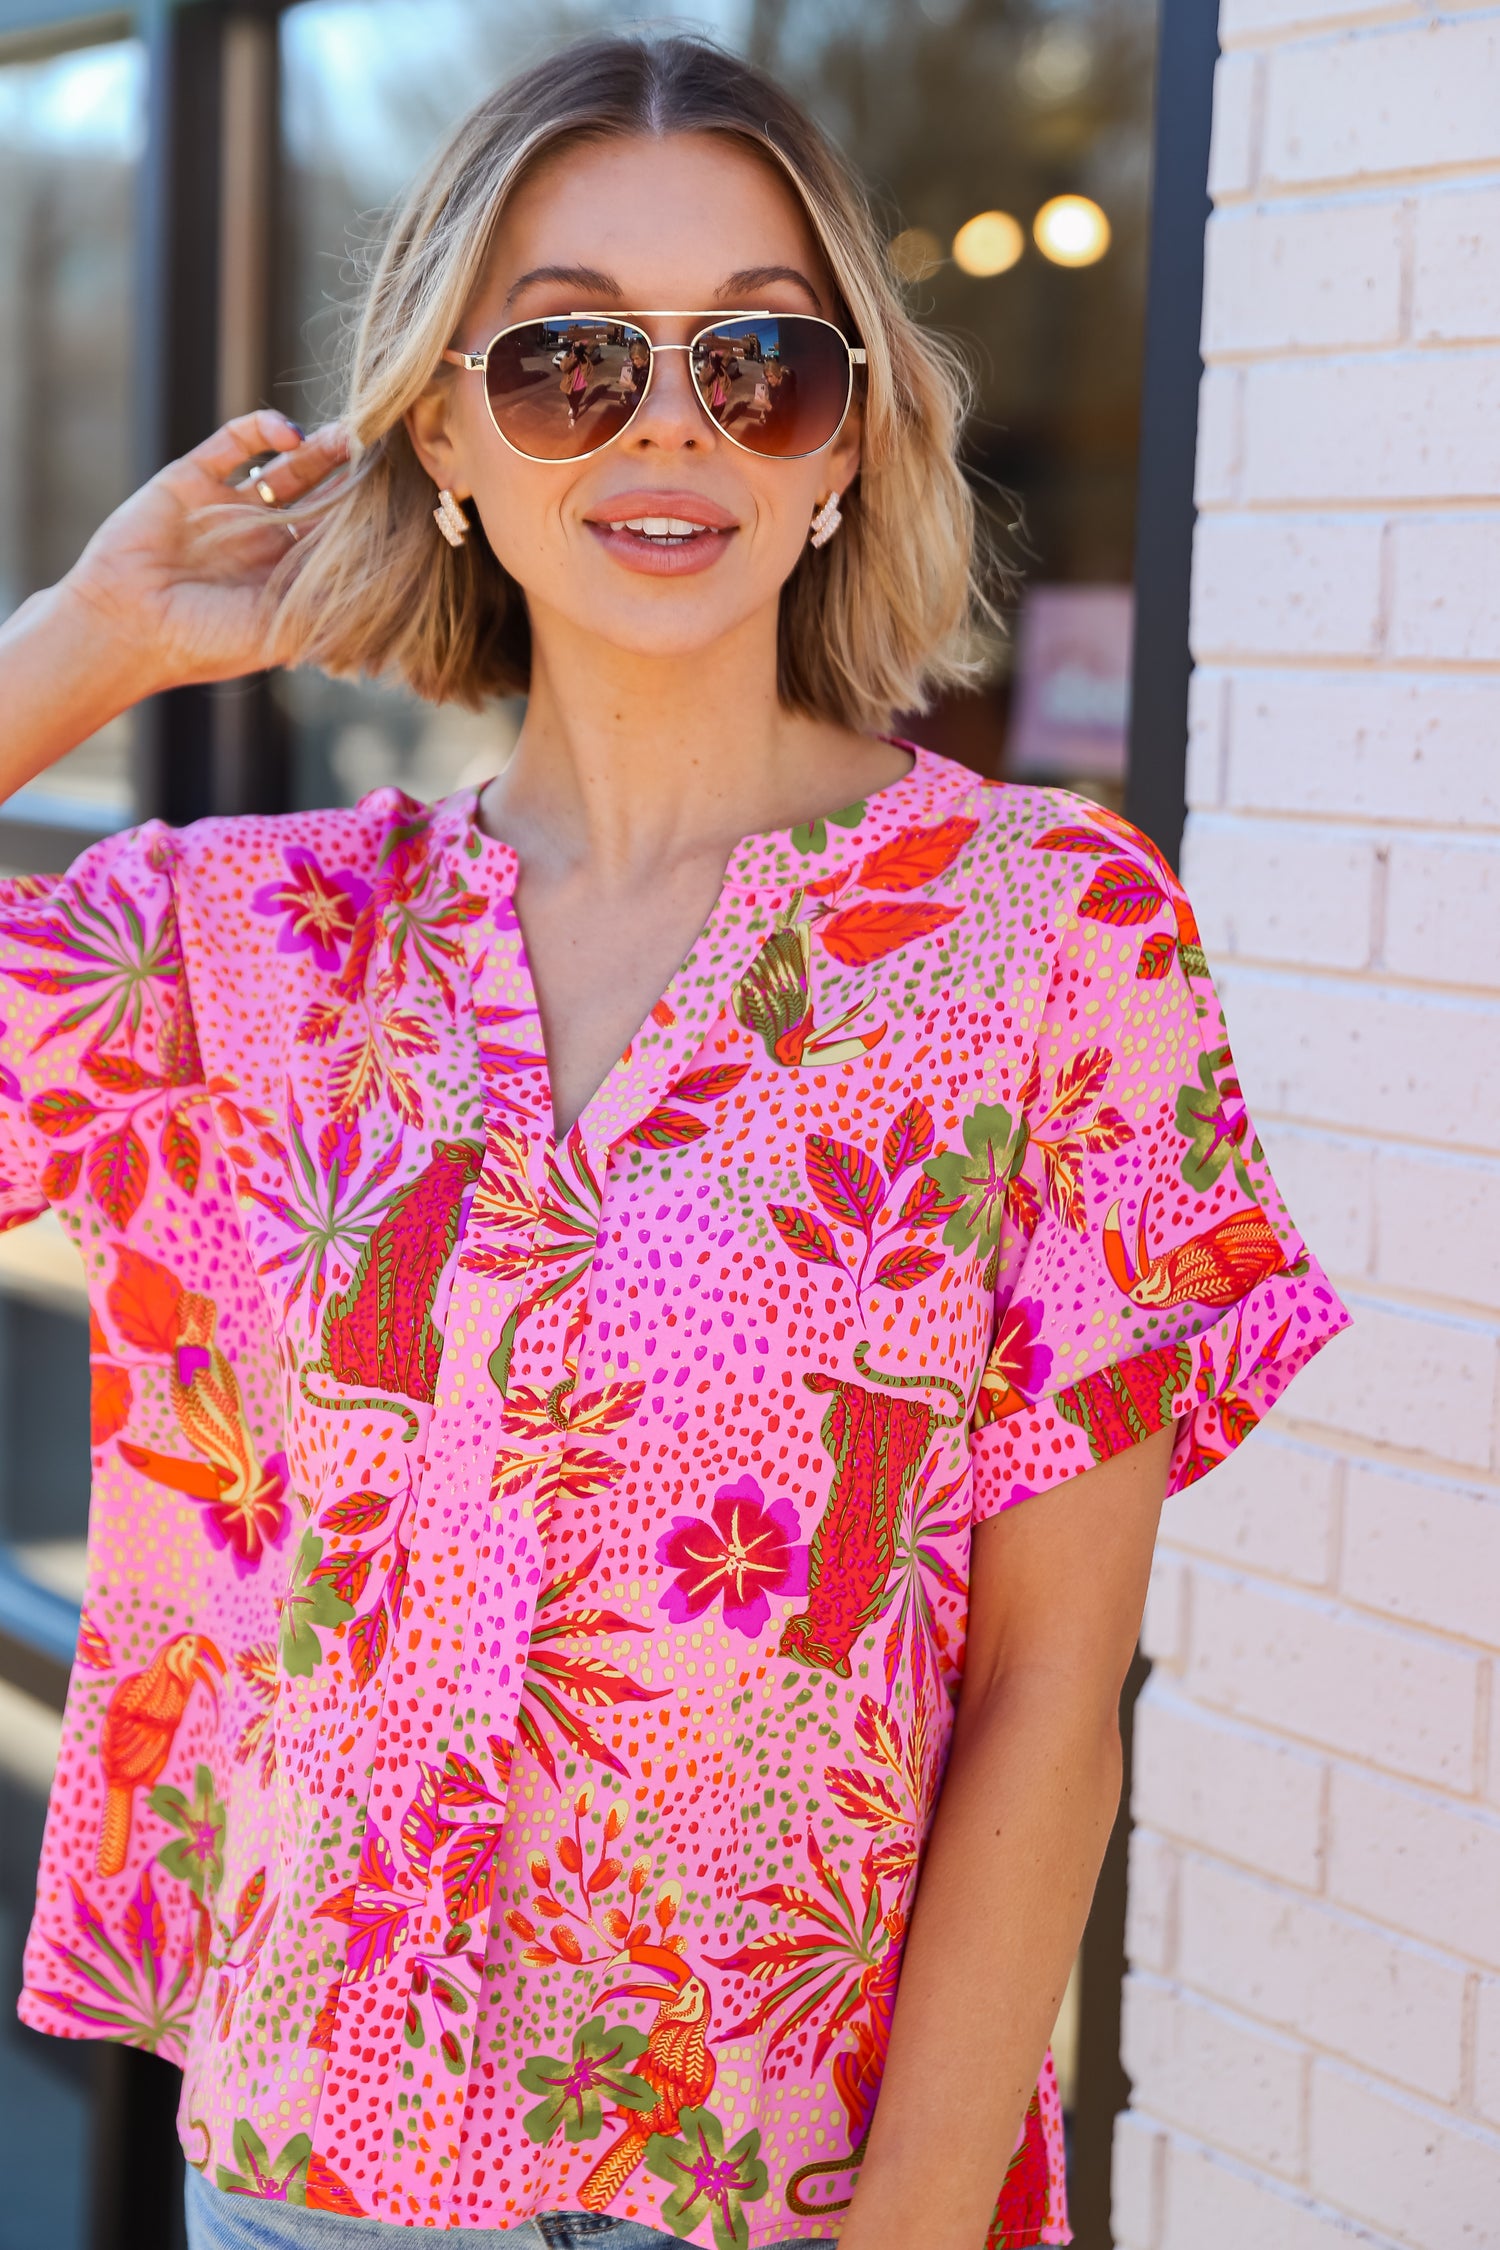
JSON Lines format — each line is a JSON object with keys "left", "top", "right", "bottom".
{"left": 276, "top": 0, "right": 1155, "bottom": 807}
{"left": 0, "top": 38, "right": 145, "bottom": 838}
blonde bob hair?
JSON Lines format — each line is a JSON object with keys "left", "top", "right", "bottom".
{"left": 274, "top": 33, "right": 994, "bottom": 736}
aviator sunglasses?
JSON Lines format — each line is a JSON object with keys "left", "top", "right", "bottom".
{"left": 441, "top": 311, "right": 866, "bottom": 464}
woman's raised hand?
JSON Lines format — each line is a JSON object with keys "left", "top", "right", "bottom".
{"left": 0, "top": 410, "right": 349, "bottom": 803}
{"left": 65, "top": 409, "right": 350, "bottom": 690}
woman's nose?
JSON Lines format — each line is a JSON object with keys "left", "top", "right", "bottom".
{"left": 627, "top": 346, "right": 715, "bottom": 451}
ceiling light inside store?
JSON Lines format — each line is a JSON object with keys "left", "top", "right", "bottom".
{"left": 888, "top": 226, "right": 945, "bottom": 282}
{"left": 1018, "top": 24, "right": 1095, "bottom": 102}
{"left": 952, "top": 210, "right": 1025, "bottom": 278}
{"left": 1033, "top": 195, "right": 1111, "bottom": 267}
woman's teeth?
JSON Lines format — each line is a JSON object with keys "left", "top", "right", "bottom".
{"left": 616, "top": 516, "right": 716, "bottom": 543}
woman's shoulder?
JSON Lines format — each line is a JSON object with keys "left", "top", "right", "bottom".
{"left": 905, "top": 747, "right": 1176, "bottom": 903}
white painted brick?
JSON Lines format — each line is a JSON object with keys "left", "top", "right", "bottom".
{"left": 1477, "top": 1977, "right": 1500, "bottom": 2130}
{"left": 1183, "top": 812, "right": 1378, "bottom": 969}
{"left": 1113, "top": 2109, "right": 1165, "bottom": 2250}
{"left": 1343, "top": 1462, "right": 1500, "bottom": 1646}
{"left": 1414, "top": 183, "right": 1500, "bottom": 343}
{"left": 1224, "top": 673, "right": 1500, "bottom": 829}
{"left": 1374, "top": 1144, "right": 1500, "bottom": 1312}
{"left": 1126, "top": 1825, "right": 1178, "bottom": 1977}
{"left": 1133, "top": 1682, "right": 1327, "bottom": 1888}
{"left": 1158, "top": 1423, "right": 1342, "bottom": 1586}
{"left": 1161, "top": 2136, "right": 1405, "bottom": 2250}
{"left": 1385, "top": 835, "right": 1500, "bottom": 988}
{"left": 1266, "top": 17, "right": 1500, "bottom": 188}
{"left": 1221, "top": 0, "right": 1423, "bottom": 43}
{"left": 1185, "top": 1568, "right": 1483, "bottom": 1787}
{"left": 1203, "top": 198, "right": 1404, "bottom": 355}
{"left": 1142, "top": 1551, "right": 1188, "bottom": 1671}
{"left": 1185, "top": 666, "right": 1227, "bottom": 811}
{"left": 1310, "top": 2061, "right": 1500, "bottom": 2246}
{"left": 1244, "top": 352, "right": 1500, "bottom": 505}
{"left": 1208, "top": 49, "right": 1262, "bottom": 202}
{"left": 1191, "top": 515, "right": 1384, "bottom": 659}
{"left": 1122, "top": 1973, "right": 1307, "bottom": 2176}
{"left": 1390, "top": 514, "right": 1500, "bottom": 663}
{"left": 1195, "top": 364, "right": 1243, "bottom": 507}
{"left": 1275, "top": 1293, "right": 1498, "bottom": 1473}
{"left": 1176, "top": 1854, "right": 1467, "bottom": 2097}
{"left": 1327, "top": 1763, "right": 1500, "bottom": 1968}
{"left": 1215, "top": 964, "right": 1500, "bottom": 1154}
{"left": 1253, "top": 1122, "right": 1374, "bottom": 1282}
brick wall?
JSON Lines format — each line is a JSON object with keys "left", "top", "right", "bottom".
{"left": 1112, "top": 5, "right": 1500, "bottom": 2245}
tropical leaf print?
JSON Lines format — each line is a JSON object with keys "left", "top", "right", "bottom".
{"left": 646, "top": 2106, "right": 771, "bottom": 2250}
{"left": 34, "top": 1870, "right": 198, "bottom": 2049}
{"left": 856, "top": 816, "right": 978, "bottom": 893}
{"left": 881, "top": 1100, "right": 935, "bottom": 1176}
{"left": 516, "top": 1543, "right": 666, "bottom": 1785}
{"left": 804, "top": 1134, "right": 885, "bottom": 1231}
{"left": 1076, "top": 858, "right": 1169, "bottom": 927}
{"left": 767, "top": 1205, "right": 842, "bottom": 1267}
{"left": 518, "top": 2015, "right": 654, "bottom": 2145}
{"left": 817, "top": 900, "right": 959, "bottom": 966}
{"left": 769, "top": 1104, "right": 957, "bottom": 1310}
{"left": 1135, "top": 932, "right": 1176, "bottom": 980}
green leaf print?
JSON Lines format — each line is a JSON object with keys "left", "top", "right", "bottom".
{"left": 518, "top": 2014, "right": 656, "bottom": 2145}
{"left": 148, "top": 1763, "right": 226, "bottom": 1902}
{"left": 1174, "top": 1045, "right": 1262, "bottom": 1199}
{"left": 215, "top": 2117, "right": 313, "bottom": 2201}
{"left": 923, "top": 1100, "right": 1030, "bottom": 1262}
{"left": 790, "top": 798, "right": 866, "bottom": 855}
{"left": 646, "top": 2105, "right": 770, "bottom": 2250}
{"left": 279, "top": 1529, "right": 356, "bottom": 1679}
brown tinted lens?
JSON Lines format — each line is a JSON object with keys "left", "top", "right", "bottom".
{"left": 484, "top": 319, "right": 650, "bottom": 459}
{"left": 691, "top": 317, "right": 853, "bottom": 457}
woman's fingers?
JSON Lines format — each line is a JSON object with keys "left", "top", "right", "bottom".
{"left": 188, "top": 407, "right": 307, "bottom": 487}
{"left": 237, "top": 423, "right": 350, "bottom": 508}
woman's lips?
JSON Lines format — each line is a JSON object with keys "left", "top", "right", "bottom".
{"left": 584, "top": 493, "right": 740, "bottom": 577}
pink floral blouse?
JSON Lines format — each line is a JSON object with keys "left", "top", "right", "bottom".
{"left": 5, "top": 746, "right": 1347, "bottom": 2245}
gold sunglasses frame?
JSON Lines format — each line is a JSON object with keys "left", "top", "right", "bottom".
{"left": 441, "top": 310, "right": 867, "bottom": 464}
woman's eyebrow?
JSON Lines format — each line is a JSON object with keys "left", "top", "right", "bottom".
{"left": 716, "top": 265, "right": 825, "bottom": 308}
{"left": 505, "top": 263, "right": 622, "bottom": 307}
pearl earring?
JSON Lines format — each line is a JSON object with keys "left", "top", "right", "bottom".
{"left": 433, "top": 487, "right": 469, "bottom": 548}
{"left": 809, "top": 491, "right": 843, "bottom": 549}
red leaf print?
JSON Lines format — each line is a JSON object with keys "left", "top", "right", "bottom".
{"left": 40, "top": 1146, "right": 82, "bottom": 1201}
{"left": 819, "top": 899, "right": 959, "bottom": 965}
{"left": 858, "top": 816, "right": 979, "bottom": 893}
{"left": 343, "top": 1892, "right": 412, "bottom": 1984}
{"left": 438, "top": 1753, "right": 497, "bottom": 1810}
{"left": 87, "top": 1123, "right": 148, "bottom": 1230}
{"left": 767, "top": 1205, "right": 842, "bottom": 1267}
{"left": 347, "top": 1602, "right": 390, "bottom": 1689}
{"left": 107, "top": 1247, "right": 183, "bottom": 1353}
{"left": 1045, "top": 1047, "right": 1112, "bottom": 1131}
{"left": 825, "top": 1765, "right": 906, "bottom": 1829}
{"left": 881, "top": 1100, "right": 935, "bottom": 1177}
{"left": 297, "top": 1001, "right": 343, "bottom": 1047}
{"left": 621, "top": 1105, "right": 710, "bottom": 1150}
{"left": 28, "top": 1089, "right": 98, "bottom": 1138}
{"left": 443, "top": 1827, "right": 505, "bottom": 1927}
{"left": 898, "top": 1172, "right": 962, "bottom": 1229}
{"left": 308, "top": 1981, "right": 341, "bottom": 2051}
{"left": 90, "top": 1362, "right": 133, "bottom": 1446}
{"left": 320, "top": 1489, "right": 396, "bottom": 1535}
{"left": 159, "top": 1111, "right": 201, "bottom": 1195}
{"left": 804, "top": 1133, "right": 885, "bottom": 1231}
{"left": 671, "top": 1062, "right": 749, "bottom": 1104}
{"left": 82, "top": 1051, "right": 158, "bottom": 1095}
{"left": 399, "top": 1767, "right": 453, "bottom": 1883}
{"left": 75, "top": 1611, "right": 112, "bottom": 1670}
{"left": 1077, "top": 857, "right": 1168, "bottom": 927}
{"left": 1034, "top": 824, "right": 1113, "bottom": 856}
{"left": 232, "top": 1868, "right": 267, "bottom": 1941}
{"left": 318, "top": 1551, "right": 372, "bottom": 1609}
{"left": 1136, "top": 932, "right": 1176, "bottom": 979}
{"left": 870, "top": 1245, "right": 944, "bottom": 1293}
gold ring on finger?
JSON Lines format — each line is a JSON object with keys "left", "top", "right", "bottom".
{"left": 254, "top": 478, "right": 278, "bottom": 507}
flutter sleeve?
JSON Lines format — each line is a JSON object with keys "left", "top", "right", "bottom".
{"left": 967, "top": 808, "right": 1350, "bottom": 1518}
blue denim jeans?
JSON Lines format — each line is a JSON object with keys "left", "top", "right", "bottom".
{"left": 185, "top": 2169, "right": 835, "bottom": 2250}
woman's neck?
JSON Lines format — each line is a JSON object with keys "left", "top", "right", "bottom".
{"left": 477, "top": 602, "right": 905, "bottom": 888}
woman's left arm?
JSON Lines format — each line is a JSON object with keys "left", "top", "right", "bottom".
{"left": 838, "top": 1425, "right": 1175, "bottom": 2250}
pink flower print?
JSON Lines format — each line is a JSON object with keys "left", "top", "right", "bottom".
{"left": 252, "top": 848, "right": 370, "bottom": 974}
{"left": 972, "top": 1294, "right": 1054, "bottom": 1429}
{"left": 656, "top": 1476, "right": 809, "bottom": 1640}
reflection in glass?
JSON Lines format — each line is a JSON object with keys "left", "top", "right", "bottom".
{"left": 0, "top": 41, "right": 145, "bottom": 834}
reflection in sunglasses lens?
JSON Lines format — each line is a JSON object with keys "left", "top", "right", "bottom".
{"left": 485, "top": 318, "right": 651, "bottom": 460}
{"left": 690, "top": 318, "right": 852, "bottom": 458}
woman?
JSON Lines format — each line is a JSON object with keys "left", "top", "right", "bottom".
{"left": 0, "top": 34, "right": 1346, "bottom": 2250}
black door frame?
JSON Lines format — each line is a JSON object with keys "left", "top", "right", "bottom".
{"left": 0, "top": 3, "right": 1219, "bottom": 2240}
